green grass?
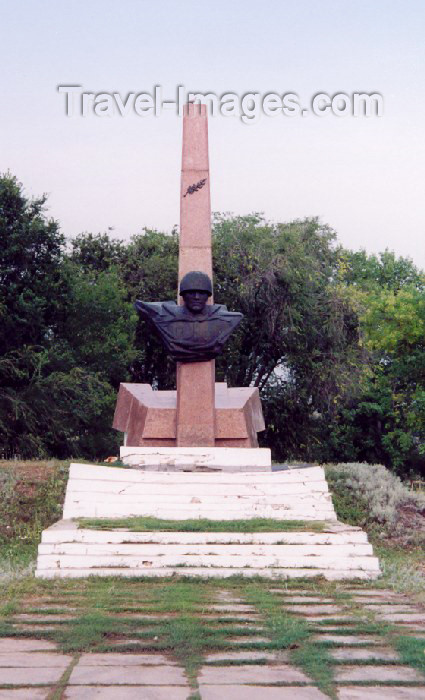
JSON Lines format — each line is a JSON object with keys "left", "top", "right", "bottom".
{"left": 244, "top": 585, "right": 337, "bottom": 697}
{"left": 56, "top": 611, "right": 122, "bottom": 652}
{"left": 291, "top": 643, "right": 336, "bottom": 698}
{"left": 395, "top": 636, "right": 425, "bottom": 678}
{"left": 78, "top": 516, "right": 326, "bottom": 532}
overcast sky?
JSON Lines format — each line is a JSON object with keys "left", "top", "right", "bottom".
{"left": 1, "top": 0, "right": 424, "bottom": 269}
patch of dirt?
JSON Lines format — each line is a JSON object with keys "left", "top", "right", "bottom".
{"left": 393, "top": 501, "right": 425, "bottom": 546}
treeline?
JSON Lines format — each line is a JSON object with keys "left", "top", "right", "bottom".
{"left": 1, "top": 174, "right": 424, "bottom": 476}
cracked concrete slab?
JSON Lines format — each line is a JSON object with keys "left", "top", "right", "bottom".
{"left": 199, "top": 686, "right": 328, "bottom": 699}
{"left": 198, "top": 664, "right": 311, "bottom": 684}
{"left": 335, "top": 664, "right": 424, "bottom": 682}
{"left": 68, "top": 664, "right": 188, "bottom": 685}
{"left": 63, "top": 687, "right": 190, "bottom": 699}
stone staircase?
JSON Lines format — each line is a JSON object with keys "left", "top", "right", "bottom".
{"left": 36, "top": 518, "right": 380, "bottom": 579}
{"left": 61, "top": 463, "right": 337, "bottom": 520}
{"left": 35, "top": 463, "right": 381, "bottom": 580}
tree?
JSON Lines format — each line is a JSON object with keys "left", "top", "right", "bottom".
{"left": 69, "top": 232, "right": 126, "bottom": 273}
{"left": 0, "top": 173, "right": 66, "bottom": 355}
{"left": 211, "top": 214, "right": 367, "bottom": 460}
{"left": 0, "top": 175, "right": 136, "bottom": 459}
{"left": 329, "top": 249, "right": 425, "bottom": 475}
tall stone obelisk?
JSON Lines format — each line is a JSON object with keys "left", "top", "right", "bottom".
{"left": 176, "top": 103, "right": 215, "bottom": 446}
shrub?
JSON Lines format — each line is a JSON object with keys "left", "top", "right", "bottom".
{"left": 326, "top": 462, "right": 425, "bottom": 545}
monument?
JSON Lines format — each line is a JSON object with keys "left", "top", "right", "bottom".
{"left": 34, "top": 102, "right": 381, "bottom": 581}
{"left": 113, "top": 102, "right": 267, "bottom": 457}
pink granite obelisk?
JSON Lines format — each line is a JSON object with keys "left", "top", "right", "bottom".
{"left": 176, "top": 103, "right": 215, "bottom": 447}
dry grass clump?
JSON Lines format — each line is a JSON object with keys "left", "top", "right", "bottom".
{"left": 325, "top": 462, "right": 425, "bottom": 546}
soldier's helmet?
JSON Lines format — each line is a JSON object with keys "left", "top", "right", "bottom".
{"left": 179, "top": 271, "right": 213, "bottom": 297}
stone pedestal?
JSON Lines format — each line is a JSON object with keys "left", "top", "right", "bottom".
{"left": 119, "top": 446, "right": 271, "bottom": 471}
{"left": 176, "top": 361, "right": 215, "bottom": 447}
{"left": 113, "top": 382, "right": 265, "bottom": 448}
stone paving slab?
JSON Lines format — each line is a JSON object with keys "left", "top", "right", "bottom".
{"left": 198, "top": 664, "right": 311, "bottom": 683}
{"left": 13, "top": 613, "right": 73, "bottom": 621}
{"left": 0, "top": 652, "right": 73, "bottom": 667}
{"left": 269, "top": 589, "right": 327, "bottom": 595}
{"left": 0, "top": 666, "right": 65, "bottom": 684}
{"left": 312, "top": 627, "right": 363, "bottom": 633}
{"left": 113, "top": 610, "right": 173, "bottom": 617}
{"left": 78, "top": 653, "right": 177, "bottom": 666}
{"left": 199, "top": 686, "right": 328, "bottom": 699}
{"left": 63, "top": 687, "right": 190, "bottom": 699}
{"left": 68, "top": 664, "right": 187, "bottom": 685}
{"left": 280, "top": 596, "right": 335, "bottom": 603}
{"left": 215, "top": 592, "right": 245, "bottom": 601}
{"left": 228, "top": 636, "right": 271, "bottom": 644}
{"left": 0, "top": 690, "right": 50, "bottom": 699}
{"left": 313, "top": 634, "right": 381, "bottom": 644}
{"left": 0, "top": 639, "right": 57, "bottom": 652}
{"left": 337, "top": 688, "right": 425, "bottom": 699}
{"left": 109, "top": 639, "right": 150, "bottom": 647}
{"left": 334, "top": 664, "right": 424, "bottom": 682}
{"left": 12, "top": 624, "right": 59, "bottom": 632}
{"left": 210, "top": 604, "right": 256, "bottom": 613}
{"left": 202, "top": 613, "right": 259, "bottom": 621}
{"left": 363, "top": 605, "right": 421, "bottom": 613}
{"left": 345, "top": 590, "right": 407, "bottom": 598}
{"left": 284, "top": 605, "right": 344, "bottom": 615}
{"left": 304, "top": 615, "right": 355, "bottom": 622}
{"left": 204, "top": 651, "right": 286, "bottom": 662}
{"left": 25, "top": 605, "right": 77, "bottom": 611}
{"left": 378, "top": 613, "right": 425, "bottom": 623}
{"left": 330, "top": 647, "right": 400, "bottom": 660}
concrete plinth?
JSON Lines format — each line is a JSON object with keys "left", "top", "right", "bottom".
{"left": 120, "top": 446, "right": 271, "bottom": 471}
{"left": 113, "top": 382, "right": 265, "bottom": 447}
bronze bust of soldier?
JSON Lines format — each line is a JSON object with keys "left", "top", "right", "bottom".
{"left": 135, "top": 271, "right": 243, "bottom": 363}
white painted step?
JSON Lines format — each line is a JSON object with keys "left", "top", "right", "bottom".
{"left": 37, "top": 553, "right": 379, "bottom": 571}
{"left": 68, "top": 463, "right": 327, "bottom": 483}
{"left": 35, "top": 520, "right": 381, "bottom": 580}
{"left": 62, "top": 463, "right": 337, "bottom": 521}
{"left": 38, "top": 543, "right": 374, "bottom": 557}
{"left": 120, "top": 446, "right": 272, "bottom": 470}
{"left": 42, "top": 532, "right": 369, "bottom": 546}
{"left": 35, "top": 567, "right": 379, "bottom": 580}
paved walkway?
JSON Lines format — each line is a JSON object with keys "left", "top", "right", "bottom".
{"left": 0, "top": 586, "right": 424, "bottom": 698}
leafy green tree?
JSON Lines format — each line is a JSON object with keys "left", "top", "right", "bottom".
{"left": 57, "top": 263, "right": 138, "bottom": 389}
{"left": 211, "top": 214, "right": 366, "bottom": 460}
{"left": 69, "top": 227, "right": 179, "bottom": 389}
{"left": 70, "top": 232, "right": 126, "bottom": 272}
{"left": 0, "top": 175, "right": 136, "bottom": 459}
{"left": 339, "top": 249, "right": 424, "bottom": 293}
{"left": 329, "top": 250, "right": 425, "bottom": 475}
{"left": 361, "top": 285, "right": 425, "bottom": 473}
{"left": 0, "top": 173, "right": 66, "bottom": 355}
